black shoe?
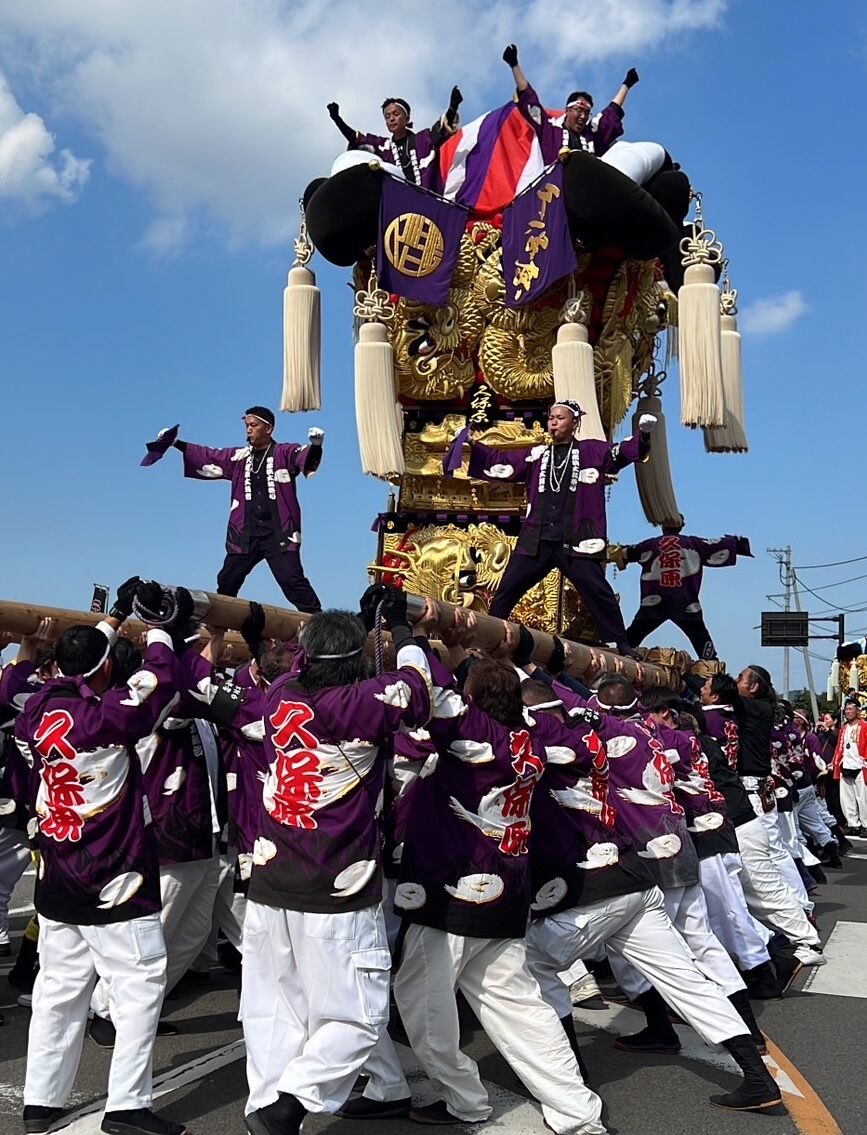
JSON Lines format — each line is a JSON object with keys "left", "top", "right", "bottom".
{"left": 338, "top": 1096, "right": 413, "bottom": 1119}
{"left": 712, "top": 1035, "right": 783, "bottom": 1113}
{"left": 742, "top": 960, "right": 782, "bottom": 1001}
{"left": 23, "top": 1105, "right": 64, "bottom": 1134}
{"left": 245, "top": 1093, "right": 306, "bottom": 1135}
{"left": 819, "top": 843, "right": 842, "bottom": 869}
{"left": 409, "top": 1101, "right": 485, "bottom": 1125}
{"left": 614, "top": 1026, "right": 681, "bottom": 1054}
{"left": 217, "top": 940, "right": 242, "bottom": 974}
{"left": 89, "top": 1014, "right": 117, "bottom": 1049}
{"left": 156, "top": 1021, "right": 179, "bottom": 1037}
{"left": 101, "top": 1109, "right": 186, "bottom": 1135}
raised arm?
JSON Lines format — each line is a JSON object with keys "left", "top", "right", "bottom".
{"left": 326, "top": 101, "right": 358, "bottom": 145}
{"left": 503, "top": 43, "right": 528, "bottom": 93}
{"left": 611, "top": 67, "right": 639, "bottom": 109}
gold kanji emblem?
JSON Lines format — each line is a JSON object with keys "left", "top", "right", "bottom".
{"left": 384, "top": 213, "right": 445, "bottom": 278}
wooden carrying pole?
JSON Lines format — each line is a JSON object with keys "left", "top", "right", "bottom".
{"left": 0, "top": 589, "right": 683, "bottom": 690}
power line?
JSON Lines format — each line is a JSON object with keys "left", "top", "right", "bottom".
{"left": 792, "top": 572, "right": 867, "bottom": 615}
{"left": 795, "top": 570, "right": 867, "bottom": 592}
{"left": 794, "top": 554, "right": 867, "bottom": 570}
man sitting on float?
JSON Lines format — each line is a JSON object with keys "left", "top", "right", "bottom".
{"left": 503, "top": 43, "right": 670, "bottom": 187}
{"left": 326, "top": 89, "right": 462, "bottom": 191}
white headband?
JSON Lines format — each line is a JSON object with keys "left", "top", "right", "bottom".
{"left": 309, "top": 647, "right": 364, "bottom": 660}
{"left": 57, "top": 638, "right": 112, "bottom": 681}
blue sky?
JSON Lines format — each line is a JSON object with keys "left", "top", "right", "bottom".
{"left": 0, "top": 1, "right": 863, "bottom": 692}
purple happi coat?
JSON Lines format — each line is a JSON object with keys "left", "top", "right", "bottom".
{"left": 529, "top": 712, "right": 653, "bottom": 917}
{"left": 703, "top": 704, "right": 740, "bottom": 773}
{"left": 592, "top": 714, "right": 699, "bottom": 889}
{"left": 771, "top": 724, "right": 797, "bottom": 812}
{"left": 397, "top": 657, "right": 609, "bottom": 938}
{"left": 626, "top": 534, "right": 751, "bottom": 616}
{"left": 138, "top": 649, "right": 225, "bottom": 865}
{"left": 247, "top": 643, "right": 434, "bottom": 914}
{"left": 14, "top": 629, "right": 182, "bottom": 925}
{"left": 647, "top": 719, "right": 733, "bottom": 859}
{"left": 516, "top": 84, "right": 624, "bottom": 163}
{"left": 0, "top": 660, "right": 44, "bottom": 834}
{"left": 352, "top": 123, "right": 448, "bottom": 191}
{"left": 182, "top": 441, "right": 320, "bottom": 555}
{"left": 468, "top": 433, "right": 647, "bottom": 560}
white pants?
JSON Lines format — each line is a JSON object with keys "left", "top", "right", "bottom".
{"left": 699, "top": 853, "right": 771, "bottom": 970}
{"left": 241, "top": 901, "right": 392, "bottom": 1115}
{"left": 776, "top": 807, "right": 806, "bottom": 861}
{"left": 194, "top": 851, "right": 245, "bottom": 966}
{"left": 609, "top": 882, "right": 745, "bottom": 999}
{"left": 600, "top": 140, "right": 667, "bottom": 185}
{"left": 395, "top": 924, "right": 605, "bottom": 1135}
{"left": 526, "top": 887, "right": 745, "bottom": 1047}
{"left": 735, "top": 816, "right": 820, "bottom": 949}
{"left": 0, "top": 830, "right": 30, "bottom": 944}
{"left": 795, "top": 784, "right": 835, "bottom": 848}
{"left": 92, "top": 854, "right": 221, "bottom": 1018}
{"left": 25, "top": 914, "right": 166, "bottom": 1110}
{"left": 748, "top": 793, "right": 812, "bottom": 911}
{"left": 840, "top": 773, "right": 867, "bottom": 828}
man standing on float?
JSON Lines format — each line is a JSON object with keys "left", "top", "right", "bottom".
{"left": 145, "top": 407, "right": 323, "bottom": 612}
{"left": 447, "top": 400, "right": 656, "bottom": 657}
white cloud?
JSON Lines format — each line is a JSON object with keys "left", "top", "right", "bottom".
{"left": 0, "top": 0, "right": 728, "bottom": 244}
{"left": 740, "top": 290, "right": 809, "bottom": 337}
{"left": 138, "top": 214, "right": 191, "bottom": 257}
{"left": 0, "top": 70, "right": 90, "bottom": 207}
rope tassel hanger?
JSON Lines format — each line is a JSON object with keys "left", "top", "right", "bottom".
{"left": 353, "top": 260, "right": 405, "bottom": 480}
{"left": 632, "top": 363, "right": 682, "bottom": 528}
{"left": 280, "top": 200, "right": 322, "bottom": 413}
{"left": 553, "top": 282, "right": 606, "bottom": 441}
{"left": 677, "top": 192, "right": 726, "bottom": 429}
{"left": 704, "top": 276, "right": 748, "bottom": 453}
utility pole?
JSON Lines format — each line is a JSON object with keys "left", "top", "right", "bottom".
{"left": 768, "top": 546, "right": 792, "bottom": 699}
{"left": 791, "top": 571, "right": 819, "bottom": 722}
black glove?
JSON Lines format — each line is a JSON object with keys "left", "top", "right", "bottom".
{"left": 110, "top": 576, "right": 141, "bottom": 621}
{"left": 241, "top": 601, "right": 266, "bottom": 660}
{"left": 134, "top": 580, "right": 166, "bottom": 625}
{"left": 503, "top": 43, "right": 518, "bottom": 67}
{"left": 358, "top": 583, "right": 388, "bottom": 632}
{"left": 624, "top": 67, "right": 639, "bottom": 88}
{"left": 169, "top": 586, "right": 195, "bottom": 630}
{"left": 512, "top": 624, "right": 535, "bottom": 668}
{"left": 380, "top": 585, "right": 408, "bottom": 633}
{"left": 327, "top": 102, "right": 340, "bottom": 119}
{"left": 546, "top": 636, "right": 566, "bottom": 677}
{"left": 449, "top": 86, "right": 463, "bottom": 111}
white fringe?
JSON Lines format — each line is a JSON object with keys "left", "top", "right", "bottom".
{"left": 354, "top": 322, "right": 405, "bottom": 479}
{"left": 678, "top": 263, "right": 725, "bottom": 428}
{"left": 281, "top": 265, "right": 321, "bottom": 412}
{"left": 552, "top": 323, "right": 606, "bottom": 441}
{"left": 632, "top": 394, "right": 682, "bottom": 528}
{"left": 703, "top": 313, "right": 748, "bottom": 453}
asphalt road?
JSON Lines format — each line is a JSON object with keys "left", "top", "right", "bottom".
{"left": 2, "top": 851, "right": 865, "bottom": 1135}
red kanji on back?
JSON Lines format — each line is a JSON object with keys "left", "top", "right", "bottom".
{"left": 34, "top": 710, "right": 77, "bottom": 763}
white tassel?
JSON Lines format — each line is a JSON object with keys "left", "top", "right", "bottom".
{"left": 552, "top": 322, "right": 606, "bottom": 441}
{"left": 678, "top": 262, "right": 725, "bottom": 428}
{"left": 632, "top": 394, "right": 682, "bottom": 528}
{"left": 280, "top": 265, "right": 321, "bottom": 412}
{"left": 704, "top": 311, "right": 748, "bottom": 453}
{"left": 828, "top": 660, "right": 839, "bottom": 701}
{"left": 354, "top": 322, "right": 405, "bottom": 479}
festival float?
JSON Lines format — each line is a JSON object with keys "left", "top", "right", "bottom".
{"left": 278, "top": 68, "right": 749, "bottom": 683}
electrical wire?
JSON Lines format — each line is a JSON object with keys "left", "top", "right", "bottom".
{"left": 794, "top": 554, "right": 867, "bottom": 570}
{"left": 794, "top": 572, "right": 867, "bottom": 615}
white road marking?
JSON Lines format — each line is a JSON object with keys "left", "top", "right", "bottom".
{"left": 8, "top": 903, "right": 35, "bottom": 917}
{"left": 52, "top": 1040, "right": 246, "bottom": 1133}
{"left": 571, "top": 1003, "right": 803, "bottom": 1098}
{"left": 802, "top": 920, "right": 867, "bottom": 998}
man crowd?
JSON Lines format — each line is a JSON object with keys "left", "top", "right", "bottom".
{"left": 1, "top": 575, "right": 861, "bottom": 1135}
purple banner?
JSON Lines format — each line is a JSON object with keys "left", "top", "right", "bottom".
{"left": 502, "top": 163, "right": 577, "bottom": 308}
{"left": 377, "top": 175, "right": 468, "bottom": 307}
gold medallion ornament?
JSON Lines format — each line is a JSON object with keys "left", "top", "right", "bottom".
{"left": 384, "top": 214, "right": 445, "bottom": 277}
